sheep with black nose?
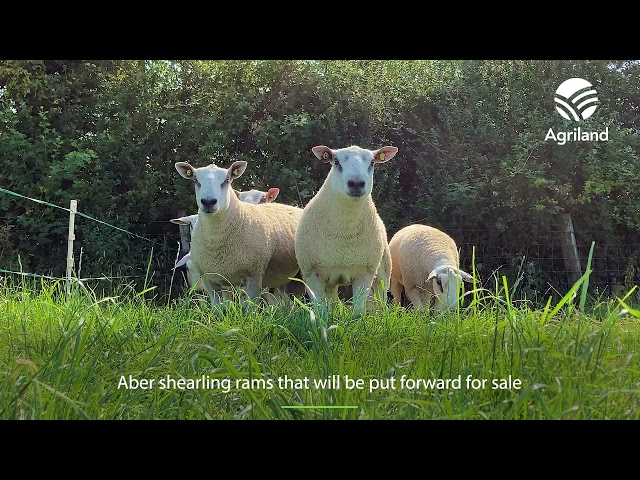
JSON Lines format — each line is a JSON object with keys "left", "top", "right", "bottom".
{"left": 170, "top": 187, "right": 280, "bottom": 294}
{"left": 294, "top": 144, "right": 398, "bottom": 317}
{"left": 174, "top": 160, "right": 303, "bottom": 306}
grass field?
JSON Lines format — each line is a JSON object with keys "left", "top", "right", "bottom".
{"left": 2, "top": 261, "right": 639, "bottom": 420}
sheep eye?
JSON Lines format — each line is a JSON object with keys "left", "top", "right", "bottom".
{"left": 436, "top": 278, "right": 443, "bottom": 288}
{"left": 194, "top": 178, "right": 201, "bottom": 188}
{"left": 221, "top": 178, "right": 230, "bottom": 187}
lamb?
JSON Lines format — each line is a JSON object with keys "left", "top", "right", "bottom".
{"left": 388, "top": 223, "right": 473, "bottom": 310}
{"left": 294, "top": 144, "right": 398, "bottom": 317}
{"left": 174, "top": 160, "right": 303, "bottom": 306}
{"left": 170, "top": 187, "right": 280, "bottom": 293}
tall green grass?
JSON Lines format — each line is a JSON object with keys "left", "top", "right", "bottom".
{"left": 1, "top": 264, "right": 639, "bottom": 420}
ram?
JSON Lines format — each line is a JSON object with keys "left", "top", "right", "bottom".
{"left": 174, "top": 161, "right": 302, "bottom": 306}
{"left": 171, "top": 188, "right": 280, "bottom": 294}
{"left": 294, "top": 144, "right": 397, "bottom": 317}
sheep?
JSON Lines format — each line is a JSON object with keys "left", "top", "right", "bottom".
{"left": 388, "top": 223, "right": 473, "bottom": 310}
{"left": 170, "top": 187, "right": 280, "bottom": 294}
{"left": 174, "top": 160, "right": 303, "bottom": 307}
{"left": 236, "top": 188, "right": 280, "bottom": 204}
{"left": 294, "top": 144, "right": 398, "bottom": 317}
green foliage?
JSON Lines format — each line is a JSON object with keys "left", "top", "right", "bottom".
{"left": 0, "top": 60, "right": 638, "bottom": 298}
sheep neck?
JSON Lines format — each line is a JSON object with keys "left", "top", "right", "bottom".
{"left": 316, "top": 179, "right": 377, "bottom": 235}
{"left": 195, "top": 192, "right": 244, "bottom": 242}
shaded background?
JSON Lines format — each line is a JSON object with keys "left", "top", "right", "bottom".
{"left": 1, "top": 60, "right": 638, "bottom": 303}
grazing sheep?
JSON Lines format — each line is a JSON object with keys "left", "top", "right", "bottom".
{"left": 294, "top": 144, "right": 398, "bottom": 317}
{"left": 170, "top": 187, "right": 280, "bottom": 294}
{"left": 174, "top": 160, "right": 303, "bottom": 306}
{"left": 388, "top": 223, "right": 473, "bottom": 310}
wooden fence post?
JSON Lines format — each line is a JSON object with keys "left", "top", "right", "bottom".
{"left": 66, "top": 199, "right": 78, "bottom": 296}
{"left": 559, "top": 213, "right": 582, "bottom": 285}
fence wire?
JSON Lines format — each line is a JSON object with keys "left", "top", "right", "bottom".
{"left": 2, "top": 186, "right": 639, "bottom": 302}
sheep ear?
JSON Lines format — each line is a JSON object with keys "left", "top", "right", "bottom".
{"left": 170, "top": 217, "right": 191, "bottom": 226}
{"left": 228, "top": 161, "right": 247, "bottom": 180}
{"left": 312, "top": 145, "right": 334, "bottom": 163}
{"left": 175, "top": 162, "right": 196, "bottom": 179}
{"left": 372, "top": 146, "right": 398, "bottom": 164}
{"left": 266, "top": 188, "right": 280, "bottom": 202}
{"left": 427, "top": 266, "right": 447, "bottom": 282}
{"left": 170, "top": 214, "right": 198, "bottom": 227}
{"left": 174, "top": 254, "right": 191, "bottom": 269}
{"left": 459, "top": 270, "right": 474, "bottom": 283}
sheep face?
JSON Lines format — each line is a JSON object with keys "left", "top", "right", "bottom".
{"left": 175, "top": 161, "right": 247, "bottom": 215}
{"left": 312, "top": 145, "right": 398, "bottom": 200}
{"left": 238, "top": 187, "right": 280, "bottom": 204}
{"left": 427, "top": 266, "right": 473, "bottom": 310}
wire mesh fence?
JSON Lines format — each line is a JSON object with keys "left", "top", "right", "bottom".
{"left": 2, "top": 196, "right": 639, "bottom": 306}
{"left": 454, "top": 231, "right": 639, "bottom": 303}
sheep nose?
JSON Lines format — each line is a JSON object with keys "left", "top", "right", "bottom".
{"left": 200, "top": 197, "right": 217, "bottom": 210}
{"left": 347, "top": 180, "right": 365, "bottom": 189}
{"left": 347, "top": 180, "right": 366, "bottom": 196}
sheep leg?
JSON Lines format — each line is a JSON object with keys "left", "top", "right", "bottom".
{"left": 262, "top": 287, "right": 288, "bottom": 306}
{"left": 273, "top": 287, "right": 287, "bottom": 301}
{"left": 352, "top": 274, "right": 375, "bottom": 318}
{"left": 261, "top": 291, "right": 279, "bottom": 306}
{"left": 201, "top": 276, "right": 224, "bottom": 305}
{"left": 405, "top": 286, "right": 423, "bottom": 309}
{"left": 390, "top": 278, "right": 403, "bottom": 305}
{"left": 302, "top": 272, "right": 327, "bottom": 309}
{"left": 243, "top": 275, "right": 263, "bottom": 302}
{"left": 326, "top": 284, "right": 339, "bottom": 300}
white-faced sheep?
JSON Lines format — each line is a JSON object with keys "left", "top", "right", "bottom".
{"left": 170, "top": 187, "right": 280, "bottom": 294}
{"left": 174, "top": 161, "right": 303, "bottom": 306}
{"left": 294, "top": 144, "right": 398, "bottom": 317}
{"left": 236, "top": 188, "right": 280, "bottom": 204}
{"left": 388, "top": 223, "right": 473, "bottom": 310}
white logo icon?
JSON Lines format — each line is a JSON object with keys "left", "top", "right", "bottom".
{"left": 554, "top": 78, "right": 599, "bottom": 121}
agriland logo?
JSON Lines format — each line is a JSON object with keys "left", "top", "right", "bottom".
{"left": 545, "top": 77, "right": 608, "bottom": 145}
{"left": 554, "top": 78, "right": 599, "bottom": 120}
